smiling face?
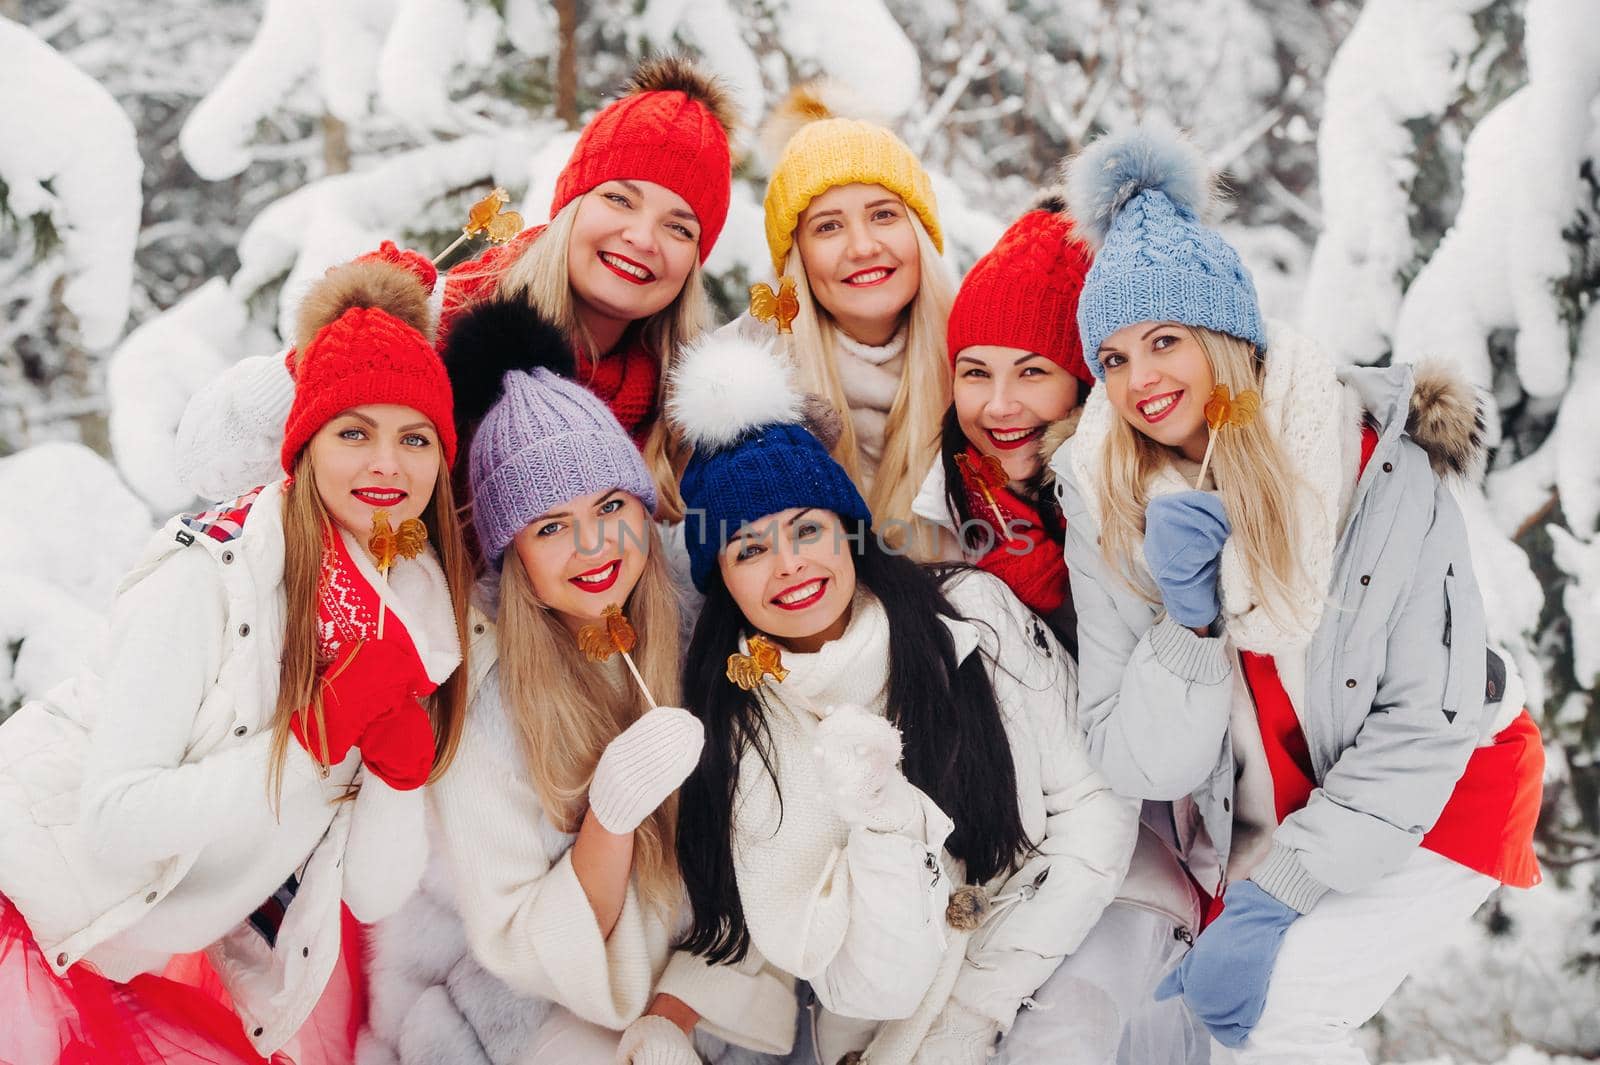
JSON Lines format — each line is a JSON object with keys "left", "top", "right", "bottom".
{"left": 510, "top": 488, "right": 651, "bottom": 634}
{"left": 718, "top": 508, "right": 858, "bottom": 654}
{"left": 1098, "top": 322, "right": 1216, "bottom": 462}
{"left": 567, "top": 179, "right": 701, "bottom": 342}
{"left": 795, "top": 183, "right": 921, "bottom": 347}
{"left": 306, "top": 404, "right": 441, "bottom": 551}
{"left": 952, "top": 345, "right": 1083, "bottom": 483}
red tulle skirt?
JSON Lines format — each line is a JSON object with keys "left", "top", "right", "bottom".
{"left": 0, "top": 896, "right": 365, "bottom": 1065}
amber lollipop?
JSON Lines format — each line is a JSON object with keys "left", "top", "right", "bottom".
{"left": 750, "top": 278, "right": 800, "bottom": 334}
{"left": 725, "top": 634, "right": 790, "bottom": 691}
{"left": 577, "top": 603, "right": 658, "bottom": 707}
{"left": 431, "top": 187, "right": 527, "bottom": 265}
{"left": 954, "top": 450, "right": 1011, "bottom": 540}
{"left": 1194, "top": 384, "right": 1261, "bottom": 489}
{"left": 368, "top": 510, "right": 429, "bottom": 638}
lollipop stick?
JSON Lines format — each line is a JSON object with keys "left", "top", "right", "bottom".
{"left": 619, "top": 651, "right": 658, "bottom": 708}
{"left": 431, "top": 232, "right": 470, "bottom": 266}
{"left": 377, "top": 592, "right": 388, "bottom": 639}
{"left": 1194, "top": 431, "right": 1219, "bottom": 490}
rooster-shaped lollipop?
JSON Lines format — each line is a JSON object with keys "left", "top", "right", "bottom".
{"left": 577, "top": 604, "right": 657, "bottom": 706}
{"left": 368, "top": 510, "right": 428, "bottom": 638}
{"left": 1193, "top": 384, "right": 1261, "bottom": 489}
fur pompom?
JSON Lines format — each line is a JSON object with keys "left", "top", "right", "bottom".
{"left": 294, "top": 260, "right": 431, "bottom": 352}
{"left": 1406, "top": 360, "right": 1485, "bottom": 478}
{"left": 760, "top": 79, "right": 874, "bottom": 166}
{"left": 1030, "top": 187, "right": 1070, "bottom": 216}
{"left": 626, "top": 55, "right": 739, "bottom": 138}
{"left": 1063, "top": 120, "right": 1213, "bottom": 248}
{"left": 945, "top": 886, "right": 991, "bottom": 932}
{"left": 441, "top": 299, "right": 576, "bottom": 436}
{"left": 799, "top": 394, "right": 845, "bottom": 451}
{"left": 667, "top": 333, "right": 804, "bottom": 450}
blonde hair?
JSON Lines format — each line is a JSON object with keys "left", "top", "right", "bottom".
{"left": 271, "top": 455, "right": 472, "bottom": 807}
{"left": 489, "top": 197, "right": 714, "bottom": 522}
{"left": 495, "top": 528, "right": 683, "bottom": 912}
{"left": 780, "top": 213, "right": 953, "bottom": 539}
{"left": 1098, "top": 326, "right": 1313, "bottom": 633}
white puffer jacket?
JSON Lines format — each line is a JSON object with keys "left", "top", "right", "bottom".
{"left": 661, "top": 572, "right": 1139, "bottom": 1060}
{"left": 0, "top": 481, "right": 457, "bottom": 1054}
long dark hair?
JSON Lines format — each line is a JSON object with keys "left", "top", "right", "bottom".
{"left": 939, "top": 406, "right": 1066, "bottom": 554}
{"left": 676, "top": 528, "right": 1034, "bottom": 964}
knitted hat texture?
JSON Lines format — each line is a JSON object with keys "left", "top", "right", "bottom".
{"left": 1066, "top": 121, "right": 1266, "bottom": 378}
{"left": 281, "top": 260, "right": 455, "bottom": 472}
{"left": 762, "top": 84, "right": 941, "bottom": 276}
{"left": 946, "top": 197, "right": 1096, "bottom": 385}
{"left": 552, "top": 57, "right": 735, "bottom": 262}
{"left": 445, "top": 299, "right": 658, "bottom": 566}
{"left": 667, "top": 332, "right": 871, "bottom": 590}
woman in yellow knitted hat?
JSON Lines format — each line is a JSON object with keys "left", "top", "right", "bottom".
{"left": 722, "top": 83, "right": 955, "bottom": 539}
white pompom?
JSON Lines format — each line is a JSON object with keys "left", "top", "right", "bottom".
{"left": 666, "top": 332, "right": 805, "bottom": 450}
{"left": 1063, "top": 119, "right": 1213, "bottom": 248}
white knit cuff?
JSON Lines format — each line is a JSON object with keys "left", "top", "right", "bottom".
{"left": 589, "top": 706, "right": 704, "bottom": 834}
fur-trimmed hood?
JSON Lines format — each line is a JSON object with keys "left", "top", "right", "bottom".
{"left": 1353, "top": 360, "right": 1486, "bottom": 479}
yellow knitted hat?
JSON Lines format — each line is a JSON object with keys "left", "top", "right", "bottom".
{"left": 761, "top": 84, "right": 942, "bottom": 276}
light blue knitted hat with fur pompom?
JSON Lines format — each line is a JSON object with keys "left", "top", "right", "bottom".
{"left": 1066, "top": 120, "right": 1266, "bottom": 377}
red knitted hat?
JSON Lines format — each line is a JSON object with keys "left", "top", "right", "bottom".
{"left": 281, "top": 261, "right": 457, "bottom": 472}
{"left": 947, "top": 196, "right": 1096, "bottom": 385}
{"left": 551, "top": 57, "right": 736, "bottom": 263}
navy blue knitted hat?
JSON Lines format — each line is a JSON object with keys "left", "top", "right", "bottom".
{"left": 668, "top": 333, "right": 871, "bottom": 591}
{"left": 1065, "top": 120, "right": 1266, "bottom": 378}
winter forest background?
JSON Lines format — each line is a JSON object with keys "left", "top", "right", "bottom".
{"left": 1, "top": 0, "right": 1597, "bottom": 1059}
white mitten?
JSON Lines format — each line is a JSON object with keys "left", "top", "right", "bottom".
{"left": 589, "top": 706, "right": 705, "bottom": 834}
{"left": 813, "top": 703, "right": 919, "bottom": 832}
{"left": 912, "top": 1001, "right": 1001, "bottom": 1064}
{"left": 615, "top": 1015, "right": 702, "bottom": 1065}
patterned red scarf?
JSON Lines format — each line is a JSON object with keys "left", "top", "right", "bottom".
{"left": 954, "top": 446, "right": 1069, "bottom": 616}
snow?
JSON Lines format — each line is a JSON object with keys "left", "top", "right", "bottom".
{"left": 637, "top": 0, "right": 767, "bottom": 136}
{"left": 107, "top": 279, "right": 266, "bottom": 514}
{"left": 1549, "top": 524, "right": 1600, "bottom": 689}
{"left": 1299, "top": 0, "right": 1494, "bottom": 365}
{"left": 377, "top": 0, "right": 472, "bottom": 134}
{"left": 774, "top": 0, "right": 922, "bottom": 121}
{"left": 0, "top": 17, "right": 142, "bottom": 350}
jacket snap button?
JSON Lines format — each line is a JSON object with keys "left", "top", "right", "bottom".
{"left": 233, "top": 725, "right": 248, "bottom": 737}
{"left": 221, "top": 551, "right": 235, "bottom": 564}
{"left": 145, "top": 891, "right": 158, "bottom": 903}
{"left": 302, "top": 946, "right": 310, "bottom": 958}
{"left": 1346, "top": 678, "right": 1358, "bottom": 688}
{"left": 56, "top": 952, "right": 67, "bottom": 966}
{"left": 1360, "top": 575, "right": 1371, "bottom": 586}
{"left": 1382, "top": 462, "right": 1394, "bottom": 473}
{"left": 1222, "top": 797, "right": 1231, "bottom": 812}
{"left": 474, "top": 624, "right": 485, "bottom": 635}
{"left": 253, "top": 1027, "right": 263, "bottom": 1038}
{"left": 238, "top": 623, "right": 250, "bottom": 637}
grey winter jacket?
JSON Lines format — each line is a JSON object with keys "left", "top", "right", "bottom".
{"left": 1052, "top": 361, "right": 1494, "bottom": 913}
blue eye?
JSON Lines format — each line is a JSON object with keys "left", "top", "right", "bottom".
{"left": 339, "top": 427, "right": 366, "bottom": 441}
{"left": 734, "top": 540, "right": 766, "bottom": 562}
{"left": 599, "top": 497, "right": 625, "bottom": 515}
{"left": 402, "top": 433, "right": 431, "bottom": 448}
{"left": 536, "top": 521, "right": 564, "bottom": 538}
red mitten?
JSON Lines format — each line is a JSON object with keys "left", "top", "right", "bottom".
{"left": 357, "top": 697, "right": 438, "bottom": 790}
{"left": 354, "top": 239, "right": 438, "bottom": 294}
{"left": 291, "top": 639, "right": 431, "bottom": 767}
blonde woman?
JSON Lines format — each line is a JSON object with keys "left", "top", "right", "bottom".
{"left": 358, "top": 301, "right": 769, "bottom": 1065}
{"left": 721, "top": 85, "right": 954, "bottom": 536}
{"left": 176, "top": 57, "right": 734, "bottom": 523}
{"left": 1052, "top": 123, "right": 1543, "bottom": 1064}
{"left": 0, "top": 257, "right": 471, "bottom": 1063}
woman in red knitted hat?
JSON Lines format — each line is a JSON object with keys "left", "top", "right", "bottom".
{"left": 0, "top": 255, "right": 473, "bottom": 1065}
{"left": 911, "top": 194, "right": 1096, "bottom": 651}
{"left": 177, "top": 56, "right": 736, "bottom": 526}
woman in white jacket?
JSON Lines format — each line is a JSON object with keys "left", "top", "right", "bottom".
{"left": 616, "top": 333, "right": 1139, "bottom": 1065}
{"left": 356, "top": 299, "right": 741, "bottom": 1065}
{"left": 0, "top": 254, "right": 473, "bottom": 1063}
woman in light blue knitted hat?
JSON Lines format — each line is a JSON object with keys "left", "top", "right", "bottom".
{"left": 356, "top": 299, "right": 726, "bottom": 1065}
{"left": 1049, "top": 122, "right": 1541, "bottom": 1064}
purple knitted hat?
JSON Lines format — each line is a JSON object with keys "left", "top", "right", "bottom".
{"left": 470, "top": 368, "right": 658, "bottom": 566}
